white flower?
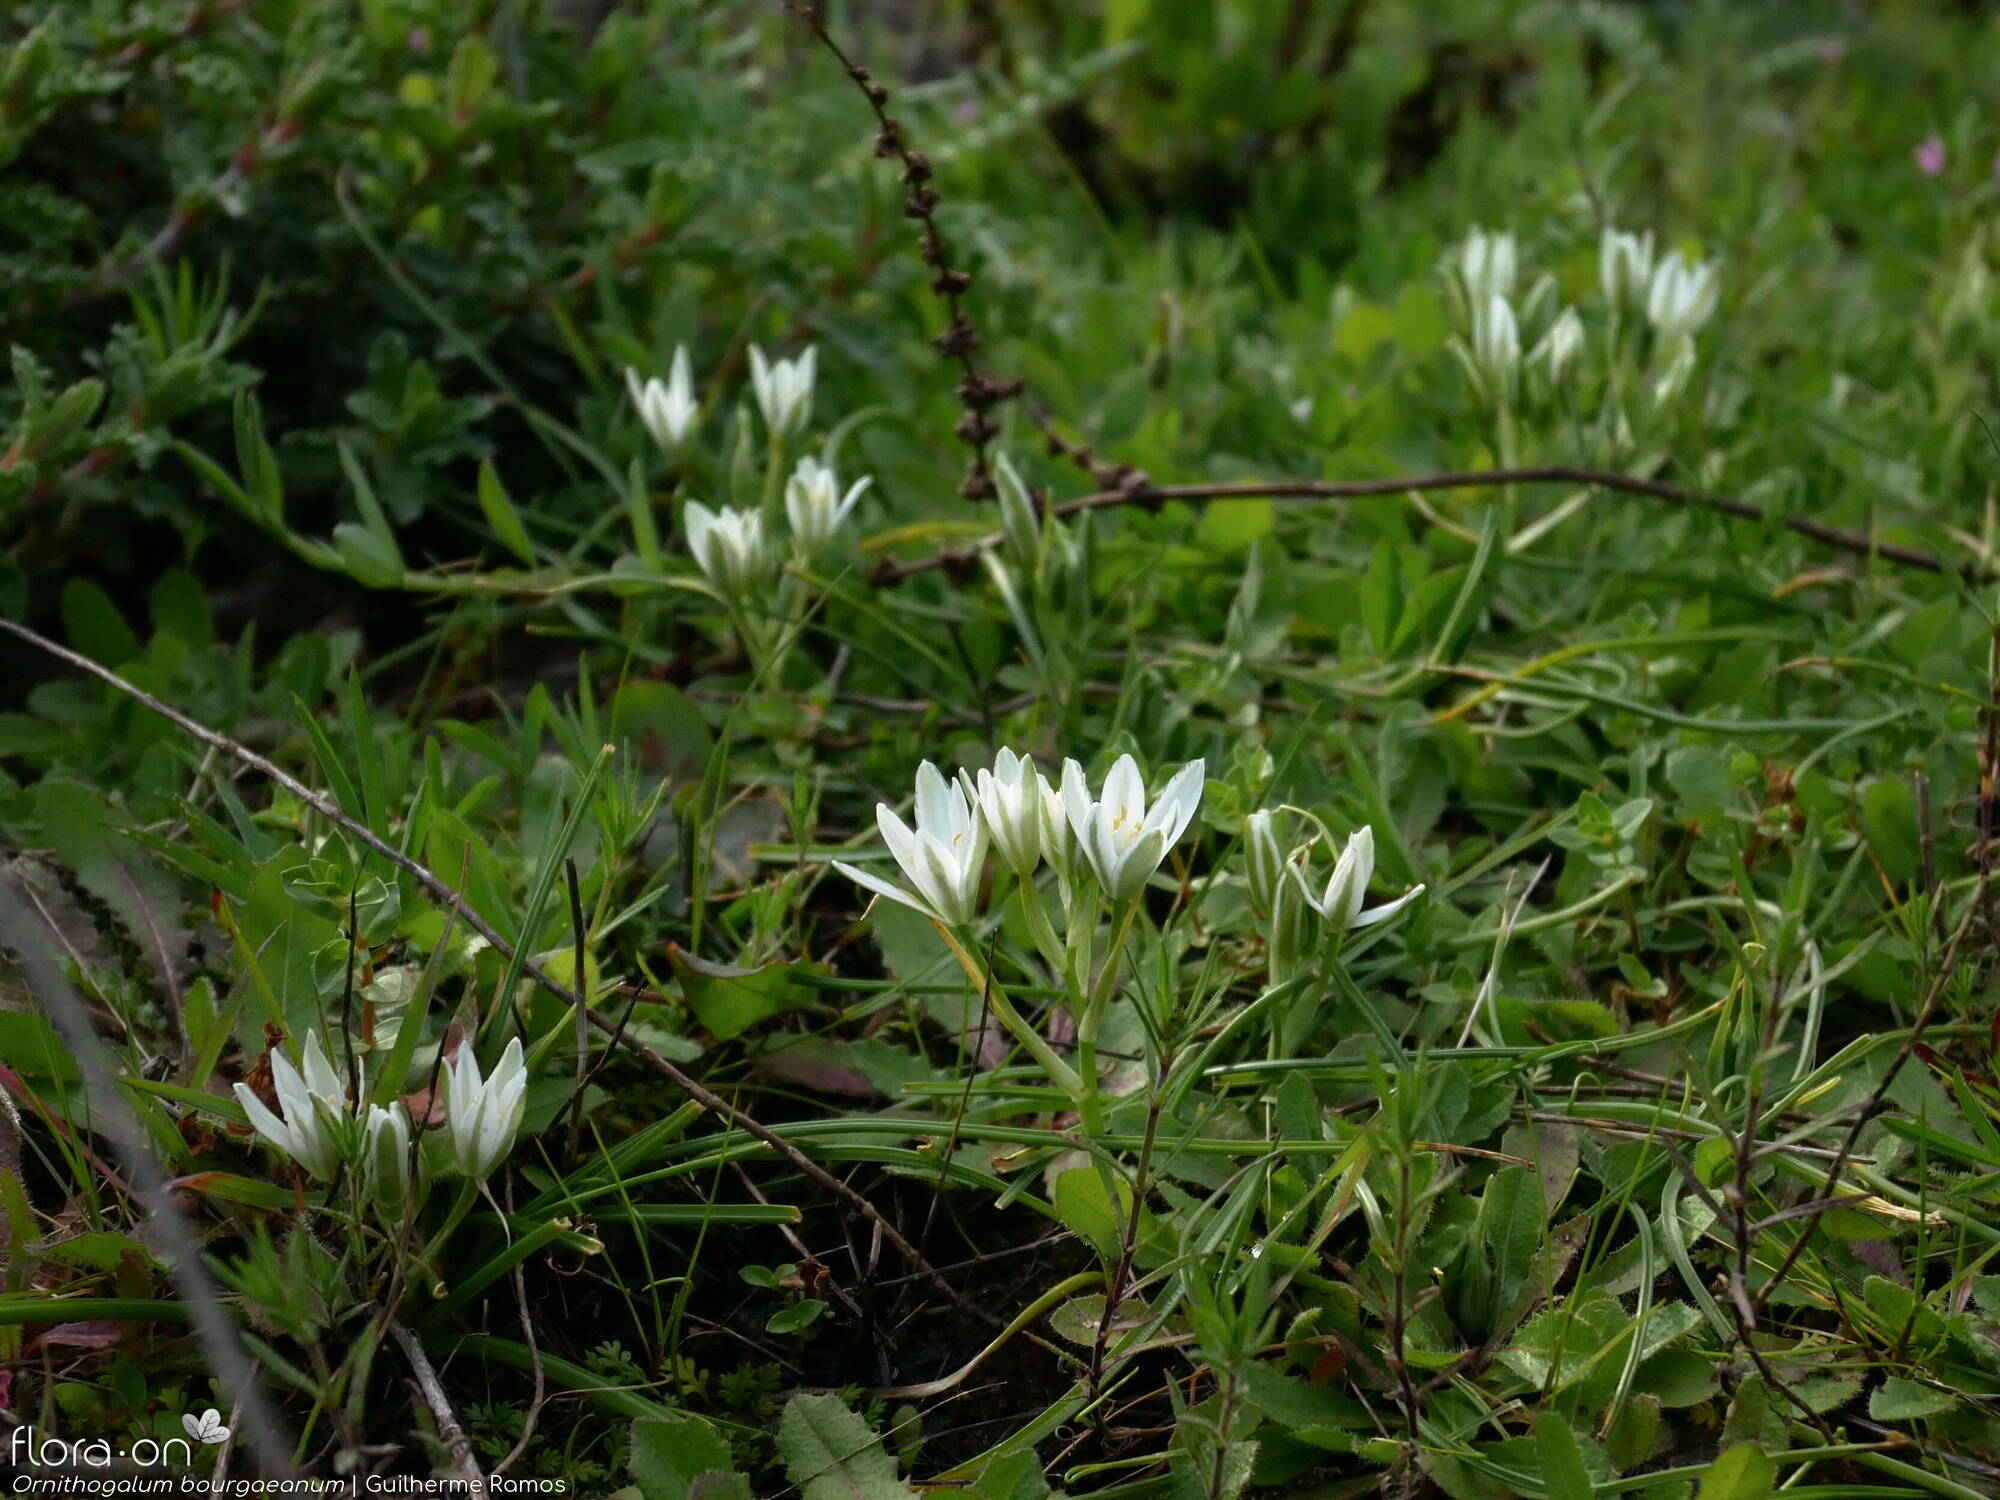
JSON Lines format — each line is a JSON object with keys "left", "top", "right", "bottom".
{"left": 442, "top": 1037, "right": 528, "bottom": 1180}
{"left": 1036, "top": 771, "right": 1071, "bottom": 879}
{"left": 749, "top": 344, "right": 816, "bottom": 440}
{"left": 961, "top": 747, "right": 1044, "bottom": 876}
{"left": 625, "top": 346, "right": 698, "bottom": 453}
{"left": 684, "top": 501, "right": 771, "bottom": 597}
{"left": 1286, "top": 826, "right": 1424, "bottom": 938}
{"left": 1532, "top": 306, "right": 1585, "bottom": 384}
{"left": 1645, "top": 250, "right": 1720, "bottom": 345}
{"left": 233, "top": 1030, "right": 350, "bottom": 1181}
{"left": 784, "top": 454, "right": 870, "bottom": 562}
{"left": 1454, "top": 228, "right": 1518, "bottom": 307}
{"left": 362, "top": 1101, "right": 424, "bottom": 1213}
{"left": 1472, "top": 294, "right": 1521, "bottom": 397}
{"left": 995, "top": 453, "right": 1041, "bottom": 568}
{"left": 1061, "top": 755, "right": 1205, "bottom": 902}
{"left": 1245, "top": 810, "right": 1285, "bottom": 913}
{"left": 834, "top": 762, "right": 989, "bottom": 926}
{"left": 1599, "top": 228, "right": 1656, "bottom": 311}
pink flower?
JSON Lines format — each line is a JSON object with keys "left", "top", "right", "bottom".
{"left": 1816, "top": 37, "right": 1847, "bottom": 66}
{"left": 1915, "top": 135, "right": 1946, "bottom": 178}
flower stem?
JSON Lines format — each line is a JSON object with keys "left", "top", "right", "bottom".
{"left": 932, "top": 921, "right": 1084, "bottom": 1103}
{"left": 1075, "top": 897, "right": 1140, "bottom": 1133}
{"left": 409, "top": 1178, "right": 479, "bottom": 1297}
{"left": 761, "top": 428, "right": 787, "bottom": 528}
{"left": 1017, "top": 877, "right": 1069, "bottom": 977}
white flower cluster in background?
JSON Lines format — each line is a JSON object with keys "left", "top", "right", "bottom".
{"left": 625, "top": 344, "right": 874, "bottom": 602}
{"left": 1440, "top": 223, "right": 1722, "bottom": 426}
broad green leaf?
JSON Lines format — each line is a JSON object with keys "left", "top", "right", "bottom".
{"left": 1604, "top": 1394, "right": 1661, "bottom": 1472}
{"left": 1869, "top": 1375, "right": 1954, "bottom": 1422}
{"left": 1198, "top": 497, "right": 1273, "bottom": 552}
{"left": 629, "top": 1414, "right": 740, "bottom": 1500}
{"left": 1696, "top": 1443, "right": 1774, "bottom": 1500}
{"left": 1360, "top": 538, "right": 1402, "bottom": 653}
{"left": 776, "top": 1393, "right": 914, "bottom": 1500}
{"left": 1478, "top": 1166, "right": 1545, "bottom": 1313}
{"left": 477, "top": 460, "right": 536, "bottom": 564}
{"left": 1534, "top": 1414, "right": 1595, "bottom": 1500}
{"left": 60, "top": 577, "right": 143, "bottom": 667}
{"left": 669, "top": 947, "right": 818, "bottom": 1042}
{"left": 1052, "top": 1167, "right": 1132, "bottom": 1267}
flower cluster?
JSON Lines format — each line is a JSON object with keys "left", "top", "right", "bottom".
{"left": 1442, "top": 224, "right": 1722, "bottom": 422}
{"left": 625, "top": 344, "right": 872, "bottom": 601}
{"left": 232, "top": 1029, "right": 527, "bottom": 1201}
{"left": 1444, "top": 228, "right": 1576, "bottom": 412}
{"left": 1600, "top": 228, "right": 1720, "bottom": 343}
{"left": 834, "top": 750, "right": 1205, "bottom": 926}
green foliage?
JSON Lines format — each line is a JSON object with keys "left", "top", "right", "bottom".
{"left": 629, "top": 1413, "right": 749, "bottom": 1500}
{"left": 6, "top": 1, "right": 2000, "bottom": 1496}
{"left": 776, "top": 1394, "right": 915, "bottom": 1500}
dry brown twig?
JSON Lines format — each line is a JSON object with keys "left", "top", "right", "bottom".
{"left": 869, "top": 467, "right": 1972, "bottom": 588}
{"left": 389, "top": 1319, "right": 485, "bottom": 1493}
{"left": 782, "top": 1, "right": 1023, "bottom": 501}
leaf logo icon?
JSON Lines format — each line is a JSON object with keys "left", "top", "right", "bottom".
{"left": 181, "top": 1409, "right": 230, "bottom": 1445}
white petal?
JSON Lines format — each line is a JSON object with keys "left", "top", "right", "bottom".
{"left": 1285, "top": 857, "right": 1325, "bottom": 918}
{"left": 1322, "top": 838, "right": 1366, "bottom": 925}
{"left": 877, "top": 803, "right": 919, "bottom": 871}
{"left": 1146, "top": 759, "right": 1205, "bottom": 847}
{"left": 1352, "top": 886, "right": 1425, "bottom": 930}
{"left": 234, "top": 1083, "right": 300, "bottom": 1161}
{"left": 1081, "top": 817, "right": 1120, "bottom": 891}
{"left": 1112, "top": 828, "right": 1167, "bottom": 900}
{"left": 1101, "top": 756, "right": 1144, "bottom": 822}
{"left": 1060, "top": 760, "right": 1093, "bottom": 843}
{"left": 832, "top": 860, "right": 940, "bottom": 922}
{"left": 299, "top": 1031, "right": 343, "bottom": 1103}
{"left": 683, "top": 501, "right": 720, "bottom": 574}
{"left": 1346, "top": 826, "right": 1377, "bottom": 891}
{"left": 914, "top": 830, "right": 970, "bottom": 923}
{"left": 914, "top": 762, "right": 954, "bottom": 836}
{"left": 834, "top": 477, "right": 871, "bottom": 527}
{"left": 269, "top": 1051, "right": 312, "bottom": 1126}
